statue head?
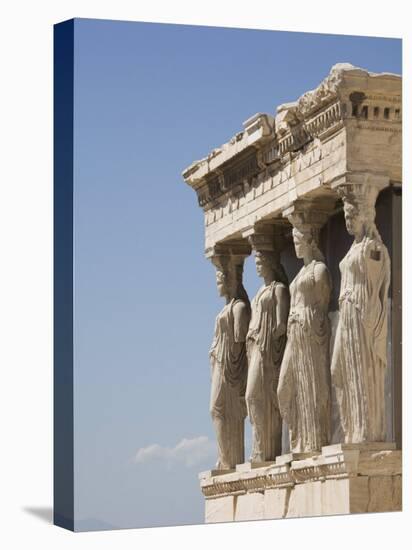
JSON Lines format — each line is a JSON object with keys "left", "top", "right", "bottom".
{"left": 216, "top": 269, "right": 234, "bottom": 298}
{"left": 343, "top": 199, "right": 377, "bottom": 239}
{"left": 214, "top": 260, "right": 250, "bottom": 307}
{"left": 254, "top": 250, "right": 288, "bottom": 285}
{"left": 292, "top": 226, "right": 325, "bottom": 262}
{"left": 339, "top": 183, "right": 382, "bottom": 242}
{"left": 255, "top": 251, "right": 273, "bottom": 279}
{"left": 209, "top": 246, "right": 251, "bottom": 307}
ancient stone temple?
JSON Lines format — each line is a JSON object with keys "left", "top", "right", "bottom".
{"left": 182, "top": 64, "right": 402, "bottom": 522}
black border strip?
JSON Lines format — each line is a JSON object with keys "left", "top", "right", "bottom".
{"left": 53, "top": 18, "right": 75, "bottom": 531}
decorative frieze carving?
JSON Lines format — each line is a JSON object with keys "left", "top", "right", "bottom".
{"left": 196, "top": 148, "right": 261, "bottom": 208}
{"left": 222, "top": 149, "right": 260, "bottom": 189}
{"left": 296, "top": 63, "right": 351, "bottom": 116}
{"left": 199, "top": 443, "right": 401, "bottom": 500}
{"left": 278, "top": 199, "right": 335, "bottom": 453}
{"left": 331, "top": 174, "right": 391, "bottom": 444}
{"left": 304, "top": 101, "right": 343, "bottom": 141}
{"left": 207, "top": 243, "right": 251, "bottom": 469}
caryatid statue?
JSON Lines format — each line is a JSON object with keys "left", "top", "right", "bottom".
{"left": 244, "top": 228, "right": 290, "bottom": 462}
{"left": 278, "top": 201, "right": 334, "bottom": 453}
{"left": 331, "top": 180, "right": 390, "bottom": 444}
{"left": 208, "top": 245, "right": 251, "bottom": 470}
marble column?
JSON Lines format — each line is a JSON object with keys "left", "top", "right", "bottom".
{"left": 278, "top": 199, "right": 335, "bottom": 453}
{"left": 331, "top": 175, "right": 391, "bottom": 444}
{"left": 207, "top": 243, "right": 251, "bottom": 469}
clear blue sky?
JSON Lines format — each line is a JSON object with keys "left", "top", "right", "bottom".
{"left": 71, "top": 18, "right": 401, "bottom": 530}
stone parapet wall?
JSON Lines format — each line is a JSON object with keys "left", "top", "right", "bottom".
{"left": 201, "top": 444, "right": 402, "bottom": 523}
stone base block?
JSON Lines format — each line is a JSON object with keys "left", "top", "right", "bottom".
{"left": 202, "top": 444, "right": 402, "bottom": 523}
{"left": 264, "top": 487, "right": 290, "bottom": 519}
{"left": 235, "top": 492, "right": 264, "bottom": 521}
{"left": 205, "top": 495, "right": 235, "bottom": 523}
{"left": 275, "top": 452, "right": 320, "bottom": 465}
{"left": 236, "top": 461, "right": 275, "bottom": 472}
{"left": 199, "top": 469, "right": 235, "bottom": 480}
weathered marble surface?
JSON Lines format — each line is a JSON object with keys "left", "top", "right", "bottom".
{"left": 331, "top": 180, "right": 391, "bottom": 443}
{"left": 209, "top": 249, "right": 250, "bottom": 469}
{"left": 278, "top": 203, "right": 333, "bottom": 452}
{"left": 201, "top": 444, "right": 402, "bottom": 522}
{"left": 182, "top": 63, "right": 402, "bottom": 523}
{"left": 246, "top": 232, "right": 289, "bottom": 462}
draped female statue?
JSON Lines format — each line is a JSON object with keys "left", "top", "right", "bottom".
{"left": 246, "top": 249, "right": 289, "bottom": 462}
{"left": 209, "top": 256, "right": 251, "bottom": 469}
{"left": 278, "top": 225, "right": 332, "bottom": 453}
{"left": 331, "top": 187, "right": 390, "bottom": 443}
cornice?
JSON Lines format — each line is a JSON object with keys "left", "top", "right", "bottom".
{"left": 182, "top": 64, "right": 401, "bottom": 211}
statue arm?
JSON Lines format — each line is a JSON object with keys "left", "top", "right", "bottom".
{"left": 274, "top": 284, "right": 290, "bottom": 338}
{"left": 233, "top": 301, "right": 250, "bottom": 343}
{"left": 364, "top": 240, "right": 390, "bottom": 363}
{"left": 313, "top": 262, "right": 332, "bottom": 309}
{"left": 363, "top": 239, "right": 388, "bottom": 315}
